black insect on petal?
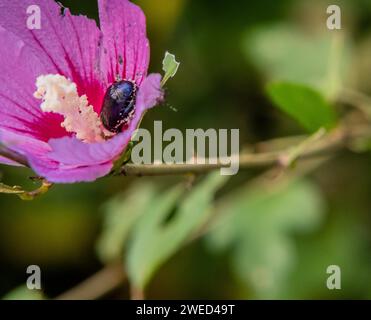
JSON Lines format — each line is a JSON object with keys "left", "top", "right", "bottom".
{"left": 100, "top": 80, "right": 137, "bottom": 133}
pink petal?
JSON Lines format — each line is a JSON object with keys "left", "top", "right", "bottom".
{"left": 0, "top": 128, "right": 51, "bottom": 159}
{"left": 47, "top": 134, "right": 131, "bottom": 167}
{"left": 0, "top": 127, "right": 116, "bottom": 183}
{"left": 27, "top": 135, "right": 127, "bottom": 183}
{"left": 98, "top": 0, "right": 150, "bottom": 91}
{"left": 0, "top": 157, "right": 22, "bottom": 166}
{"left": 0, "top": 0, "right": 105, "bottom": 112}
{"left": 136, "top": 74, "right": 165, "bottom": 113}
{"left": 28, "top": 157, "right": 114, "bottom": 183}
{"left": 0, "top": 26, "right": 66, "bottom": 141}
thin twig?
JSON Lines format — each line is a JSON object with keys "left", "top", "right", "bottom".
{"left": 130, "top": 286, "right": 145, "bottom": 300}
{"left": 55, "top": 262, "right": 126, "bottom": 300}
{"left": 1, "top": 122, "right": 370, "bottom": 179}
{"left": 339, "top": 89, "right": 371, "bottom": 118}
{"left": 120, "top": 124, "right": 371, "bottom": 176}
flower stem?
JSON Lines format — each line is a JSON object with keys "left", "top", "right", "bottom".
{"left": 120, "top": 124, "right": 371, "bottom": 177}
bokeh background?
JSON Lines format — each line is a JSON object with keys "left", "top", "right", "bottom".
{"left": 1, "top": 0, "right": 371, "bottom": 299}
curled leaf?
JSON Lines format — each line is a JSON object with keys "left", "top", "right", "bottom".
{"left": 0, "top": 182, "right": 24, "bottom": 195}
{"left": 161, "top": 51, "right": 180, "bottom": 86}
{"left": 0, "top": 179, "right": 52, "bottom": 201}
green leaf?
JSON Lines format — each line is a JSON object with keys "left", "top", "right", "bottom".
{"left": 3, "top": 285, "right": 45, "bottom": 300}
{"left": 207, "top": 179, "right": 325, "bottom": 299}
{"left": 96, "top": 181, "right": 157, "bottom": 263}
{"left": 266, "top": 82, "right": 337, "bottom": 132}
{"left": 161, "top": 51, "right": 180, "bottom": 86}
{"left": 127, "top": 172, "right": 229, "bottom": 290}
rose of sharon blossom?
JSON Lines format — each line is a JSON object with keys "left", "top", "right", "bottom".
{"left": 0, "top": 0, "right": 164, "bottom": 183}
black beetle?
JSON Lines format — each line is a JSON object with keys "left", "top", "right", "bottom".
{"left": 100, "top": 80, "right": 137, "bottom": 133}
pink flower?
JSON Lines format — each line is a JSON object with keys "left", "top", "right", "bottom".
{"left": 0, "top": 0, "right": 164, "bottom": 183}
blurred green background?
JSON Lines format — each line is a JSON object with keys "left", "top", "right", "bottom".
{"left": 1, "top": 0, "right": 371, "bottom": 299}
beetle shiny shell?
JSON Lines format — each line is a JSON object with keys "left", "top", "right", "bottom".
{"left": 100, "top": 80, "right": 137, "bottom": 133}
